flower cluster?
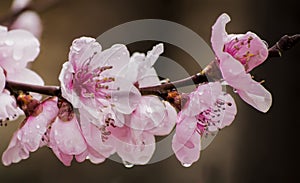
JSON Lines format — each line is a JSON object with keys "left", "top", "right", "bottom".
{"left": 0, "top": 12, "right": 274, "bottom": 167}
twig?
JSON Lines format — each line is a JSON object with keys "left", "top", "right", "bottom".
{"left": 4, "top": 34, "right": 300, "bottom": 98}
{"left": 268, "top": 34, "right": 300, "bottom": 57}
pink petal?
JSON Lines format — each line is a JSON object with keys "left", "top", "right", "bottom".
{"left": 2, "top": 132, "right": 30, "bottom": 166}
{"left": 84, "top": 147, "right": 106, "bottom": 164}
{"left": 138, "top": 67, "right": 160, "bottom": 87}
{"left": 145, "top": 43, "right": 164, "bottom": 66}
{"left": 0, "top": 90, "right": 23, "bottom": 121}
{"left": 218, "top": 93, "right": 237, "bottom": 128}
{"left": 11, "top": 11, "right": 43, "bottom": 38}
{"left": 211, "top": 13, "right": 231, "bottom": 60}
{"left": 0, "top": 67, "right": 5, "bottom": 92}
{"left": 49, "top": 117, "right": 87, "bottom": 156}
{"left": 19, "top": 97, "right": 59, "bottom": 152}
{"left": 79, "top": 113, "right": 115, "bottom": 158}
{"left": 174, "top": 115, "right": 197, "bottom": 144}
{"left": 182, "top": 82, "right": 222, "bottom": 117}
{"left": 11, "top": 0, "right": 31, "bottom": 12}
{"left": 172, "top": 132, "right": 201, "bottom": 166}
{"left": 149, "top": 101, "right": 177, "bottom": 136}
{"left": 59, "top": 62, "right": 80, "bottom": 107}
{"left": 130, "top": 96, "right": 166, "bottom": 133}
{"left": 6, "top": 68, "right": 44, "bottom": 100}
{"left": 6, "top": 68, "right": 44, "bottom": 85}
{"left": 51, "top": 147, "right": 73, "bottom": 166}
{"left": 109, "top": 126, "right": 155, "bottom": 165}
{"left": 224, "top": 32, "right": 268, "bottom": 72}
{"left": 93, "top": 44, "right": 130, "bottom": 74}
{"left": 68, "top": 37, "right": 101, "bottom": 72}
{"left": 109, "top": 77, "right": 141, "bottom": 114}
{"left": 0, "top": 29, "right": 40, "bottom": 72}
{"left": 237, "top": 82, "right": 272, "bottom": 113}
{"left": 220, "top": 57, "right": 272, "bottom": 112}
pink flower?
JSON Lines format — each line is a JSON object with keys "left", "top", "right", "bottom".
{"left": 0, "top": 67, "right": 5, "bottom": 92}
{"left": 0, "top": 25, "right": 40, "bottom": 72}
{"left": 0, "top": 25, "right": 43, "bottom": 91}
{"left": 0, "top": 90, "right": 23, "bottom": 124}
{"left": 2, "top": 97, "right": 91, "bottom": 166}
{"left": 10, "top": 0, "right": 42, "bottom": 38}
{"left": 211, "top": 13, "right": 272, "bottom": 112}
{"left": 48, "top": 116, "right": 87, "bottom": 166}
{"left": 2, "top": 97, "right": 58, "bottom": 166}
{"left": 104, "top": 44, "right": 177, "bottom": 166}
{"left": 108, "top": 96, "right": 177, "bottom": 165}
{"left": 79, "top": 113, "right": 115, "bottom": 164}
{"left": 59, "top": 37, "right": 141, "bottom": 127}
{"left": 172, "top": 82, "right": 237, "bottom": 166}
{"left": 0, "top": 25, "right": 43, "bottom": 121}
{"left": 119, "top": 43, "right": 163, "bottom": 87}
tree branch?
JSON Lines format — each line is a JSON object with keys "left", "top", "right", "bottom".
{"left": 268, "top": 34, "right": 300, "bottom": 57}
{"left": 4, "top": 34, "right": 300, "bottom": 99}
{"left": 5, "top": 81, "right": 61, "bottom": 97}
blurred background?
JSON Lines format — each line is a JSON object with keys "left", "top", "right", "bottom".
{"left": 0, "top": 0, "right": 299, "bottom": 182}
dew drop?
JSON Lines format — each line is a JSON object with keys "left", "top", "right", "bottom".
{"left": 182, "top": 163, "right": 192, "bottom": 167}
{"left": 189, "top": 123, "right": 195, "bottom": 129}
{"left": 123, "top": 160, "right": 134, "bottom": 168}
{"left": 233, "top": 89, "right": 238, "bottom": 93}
{"left": 113, "top": 96, "right": 118, "bottom": 102}
{"left": 2, "top": 52, "right": 7, "bottom": 58}
{"left": 4, "top": 39, "right": 14, "bottom": 46}
{"left": 13, "top": 49, "right": 23, "bottom": 60}
{"left": 36, "top": 124, "right": 40, "bottom": 129}
{"left": 72, "top": 45, "right": 81, "bottom": 52}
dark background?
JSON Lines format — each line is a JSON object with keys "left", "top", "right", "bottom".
{"left": 0, "top": 0, "right": 299, "bottom": 183}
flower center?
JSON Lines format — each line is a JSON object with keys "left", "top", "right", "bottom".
{"left": 196, "top": 97, "right": 232, "bottom": 136}
{"left": 223, "top": 36, "right": 256, "bottom": 71}
{"left": 72, "top": 52, "right": 116, "bottom": 105}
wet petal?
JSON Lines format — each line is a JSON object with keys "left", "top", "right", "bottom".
{"left": 19, "top": 97, "right": 58, "bottom": 152}
{"left": 0, "top": 91, "right": 23, "bottom": 122}
{"left": 2, "top": 132, "right": 29, "bottom": 166}
{"left": 109, "top": 126, "right": 155, "bottom": 165}
{"left": 238, "top": 81, "right": 272, "bottom": 113}
{"left": 149, "top": 101, "right": 177, "bottom": 136}
{"left": 172, "top": 132, "right": 201, "bottom": 166}
{"left": 79, "top": 113, "right": 115, "bottom": 158}
{"left": 0, "top": 29, "right": 40, "bottom": 71}
{"left": 0, "top": 67, "right": 5, "bottom": 92}
{"left": 49, "top": 117, "right": 87, "bottom": 157}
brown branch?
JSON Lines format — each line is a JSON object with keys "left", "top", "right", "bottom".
{"left": 268, "top": 34, "right": 300, "bottom": 57}
{"left": 5, "top": 81, "right": 61, "bottom": 97}
{"left": 0, "top": 0, "right": 61, "bottom": 26}
{"left": 3, "top": 34, "right": 300, "bottom": 99}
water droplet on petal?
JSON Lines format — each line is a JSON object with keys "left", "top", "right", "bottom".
{"left": 182, "top": 163, "right": 192, "bottom": 167}
{"left": 73, "top": 45, "right": 80, "bottom": 52}
{"left": 113, "top": 96, "right": 118, "bottom": 102}
{"left": 233, "top": 89, "right": 238, "bottom": 93}
{"left": 4, "top": 39, "right": 14, "bottom": 46}
{"left": 189, "top": 123, "right": 195, "bottom": 129}
{"left": 13, "top": 49, "right": 23, "bottom": 60}
{"left": 2, "top": 52, "right": 7, "bottom": 58}
{"left": 123, "top": 160, "right": 134, "bottom": 168}
{"left": 36, "top": 124, "right": 40, "bottom": 129}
